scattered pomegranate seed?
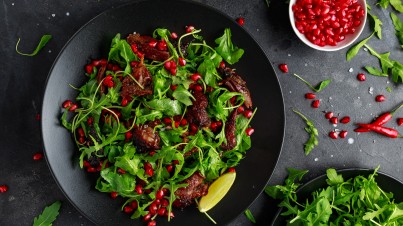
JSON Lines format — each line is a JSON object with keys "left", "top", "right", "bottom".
{"left": 121, "top": 98, "right": 128, "bottom": 107}
{"left": 158, "top": 207, "right": 167, "bottom": 216}
{"left": 123, "top": 206, "right": 133, "bottom": 213}
{"left": 185, "top": 25, "right": 195, "bottom": 33}
{"left": 146, "top": 168, "right": 154, "bottom": 177}
{"left": 35, "top": 113, "right": 41, "bottom": 121}
{"left": 0, "top": 185, "right": 9, "bottom": 193}
{"left": 178, "top": 57, "right": 186, "bottom": 66}
{"left": 397, "top": 118, "right": 403, "bottom": 126}
{"left": 170, "top": 32, "right": 178, "bottom": 39}
{"left": 100, "top": 59, "right": 107, "bottom": 66}
{"left": 311, "top": 99, "right": 320, "bottom": 108}
{"left": 245, "top": 127, "right": 255, "bottom": 136}
{"left": 77, "top": 127, "right": 85, "bottom": 137}
{"left": 69, "top": 104, "right": 78, "bottom": 112}
{"left": 278, "top": 63, "right": 289, "bottom": 73}
{"left": 305, "top": 93, "right": 316, "bottom": 99}
{"left": 148, "top": 40, "right": 157, "bottom": 48}
{"left": 170, "top": 68, "right": 177, "bottom": 75}
{"left": 243, "top": 110, "right": 253, "bottom": 118}
{"left": 227, "top": 167, "right": 236, "bottom": 173}
{"left": 83, "top": 160, "right": 91, "bottom": 168}
{"left": 330, "top": 116, "right": 338, "bottom": 124}
{"left": 180, "top": 118, "right": 187, "bottom": 126}
{"left": 193, "top": 84, "right": 203, "bottom": 92}
{"left": 117, "top": 168, "right": 126, "bottom": 174}
{"left": 87, "top": 117, "right": 94, "bottom": 126}
{"left": 174, "top": 121, "right": 180, "bottom": 128}
{"left": 143, "top": 213, "right": 152, "bottom": 222}
{"left": 149, "top": 203, "right": 158, "bottom": 215}
{"left": 131, "top": 44, "right": 138, "bottom": 53}
{"left": 161, "top": 199, "right": 169, "bottom": 207}
{"left": 147, "top": 220, "right": 157, "bottom": 226}
{"left": 210, "top": 121, "right": 218, "bottom": 131}
{"left": 103, "top": 75, "right": 114, "bottom": 88}
{"left": 125, "top": 131, "right": 133, "bottom": 141}
{"left": 236, "top": 17, "right": 245, "bottom": 26}
{"left": 329, "top": 131, "right": 338, "bottom": 139}
{"left": 130, "top": 200, "right": 138, "bottom": 209}
{"left": 170, "top": 84, "right": 177, "bottom": 91}
{"left": 190, "top": 123, "right": 198, "bottom": 132}
{"left": 219, "top": 61, "right": 226, "bottom": 69}
{"left": 163, "top": 117, "right": 172, "bottom": 124}
{"left": 325, "top": 112, "right": 333, "bottom": 119}
{"left": 164, "top": 61, "right": 172, "bottom": 70}
{"left": 85, "top": 64, "right": 93, "bottom": 74}
{"left": 237, "top": 106, "right": 245, "bottom": 113}
{"left": 62, "top": 100, "right": 72, "bottom": 109}
{"left": 156, "top": 189, "right": 165, "bottom": 200}
{"left": 340, "top": 116, "right": 351, "bottom": 124}
{"left": 375, "top": 95, "right": 385, "bottom": 102}
{"left": 92, "top": 59, "right": 101, "bottom": 67}
{"left": 166, "top": 165, "right": 173, "bottom": 173}
{"left": 33, "top": 152, "right": 43, "bottom": 161}
{"left": 157, "top": 40, "right": 167, "bottom": 51}
{"left": 87, "top": 167, "right": 96, "bottom": 173}
{"left": 216, "top": 121, "right": 223, "bottom": 127}
{"left": 190, "top": 73, "right": 201, "bottom": 82}
{"left": 357, "top": 73, "right": 366, "bottom": 81}
{"left": 135, "top": 185, "right": 143, "bottom": 194}
{"left": 110, "top": 191, "right": 118, "bottom": 199}
{"left": 339, "top": 130, "right": 348, "bottom": 138}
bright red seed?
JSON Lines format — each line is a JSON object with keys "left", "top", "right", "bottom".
{"left": 77, "top": 128, "right": 85, "bottom": 137}
{"left": 161, "top": 198, "right": 169, "bottom": 207}
{"left": 35, "top": 113, "right": 41, "bottom": 121}
{"left": 227, "top": 167, "right": 236, "bottom": 173}
{"left": 190, "top": 123, "right": 198, "bottom": 132}
{"left": 210, "top": 121, "right": 218, "bottom": 131}
{"left": 398, "top": 118, "right": 403, "bottom": 126}
{"left": 87, "top": 117, "right": 94, "bottom": 126}
{"left": 147, "top": 220, "right": 157, "bottom": 226}
{"left": 157, "top": 40, "right": 167, "bottom": 51}
{"left": 166, "top": 165, "right": 173, "bottom": 173}
{"left": 180, "top": 118, "right": 187, "bottom": 126}
{"left": 278, "top": 64, "right": 289, "bottom": 73}
{"left": 311, "top": 100, "right": 320, "bottom": 108}
{"left": 125, "top": 131, "right": 133, "bottom": 141}
{"left": 69, "top": 104, "right": 78, "bottom": 112}
{"left": 216, "top": 121, "right": 223, "bottom": 127}
{"left": 87, "top": 167, "right": 96, "bottom": 173}
{"left": 190, "top": 73, "right": 201, "bottom": 82}
{"left": 148, "top": 203, "right": 158, "bottom": 215}
{"left": 219, "top": 61, "right": 226, "bottom": 69}
{"left": 135, "top": 185, "right": 143, "bottom": 194}
{"left": 174, "top": 121, "right": 180, "bottom": 128}
{"left": 305, "top": 93, "right": 316, "bottom": 99}
{"left": 156, "top": 189, "right": 165, "bottom": 200}
{"left": 130, "top": 44, "right": 138, "bottom": 53}
{"left": 123, "top": 206, "right": 133, "bottom": 214}
{"left": 170, "top": 68, "right": 177, "bottom": 75}
{"left": 237, "top": 106, "right": 245, "bottom": 113}
{"left": 146, "top": 168, "right": 154, "bottom": 177}
{"left": 83, "top": 160, "right": 91, "bottom": 168}
{"left": 62, "top": 100, "right": 72, "bottom": 109}
{"left": 110, "top": 192, "right": 118, "bottom": 199}
{"left": 170, "top": 32, "right": 178, "bottom": 39}
{"left": 325, "top": 112, "right": 333, "bottom": 119}
{"left": 130, "top": 61, "right": 139, "bottom": 67}
{"left": 329, "top": 131, "right": 338, "bottom": 139}
{"left": 158, "top": 207, "right": 167, "bottom": 216}
{"left": 163, "top": 117, "right": 172, "bottom": 124}
{"left": 339, "top": 130, "right": 348, "bottom": 138}
{"left": 170, "top": 84, "right": 177, "bottom": 91}
{"left": 148, "top": 40, "right": 157, "bottom": 48}
{"left": 375, "top": 95, "right": 385, "bottom": 102}
{"left": 185, "top": 25, "right": 195, "bottom": 33}
{"left": 330, "top": 116, "right": 338, "bottom": 124}
{"left": 117, "top": 168, "right": 126, "bottom": 174}
{"left": 164, "top": 61, "right": 172, "bottom": 70}
{"left": 357, "top": 73, "right": 366, "bottom": 81}
{"left": 130, "top": 200, "right": 138, "bottom": 209}
{"left": 193, "top": 84, "right": 203, "bottom": 92}
{"left": 236, "top": 17, "right": 245, "bottom": 26}
{"left": 33, "top": 153, "right": 43, "bottom": 161}
{"left": 85, "top": 64, "right": 93, "bottom": 74}
{"left": 121, "top": 98, "right": 128, "bottom": 107}
{"left": 340, "top": 116, "right": 351, "bottom": 124}
{"left": 245, "top": 127, "right": 255, "bottom": 136}
{"left": 0, "top": 185, "right": 8, "bottom": 193}
{"left": 243, "top": 110, "right": 253, "bottom": 118}
{"left": 143, "top": 213, "right": 152, "bottom": 222}
{"left": 178, "top": 57, "right": 186, "bottom": 66}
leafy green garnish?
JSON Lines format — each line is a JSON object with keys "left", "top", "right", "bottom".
{"left": 215, "top": 28, "right": 244, "bottom": 65}
{"left": 16, "top": 35, "right": 52, "bottom": 56}
{"left": 267, "top": 167, "right": 403, "bottom": 225}
{"left": 292, "top": 109, "right": 318, "bottom": 155}
{"left": 378, "top": 0, "right": 403, "bottom": 12}
{"left": 368, "top": 12, "right": 383, "bottom": 39}
{"left": 386, "top": 86, "right": 393, "bottom": 93}
{"left": 390, "top": 12, "right": 403, "bottom": 48}
{"left": 346, "top": 33, "right": 374, "bottom": 61}
{"left": 33, "top": 201, "right": 61, "bottom": 226}
{"left": 292, "top": 74, "right": 330, "bottom": 92}
{"left": 244, "top": 209, "right": 256, "bottom": 223}
{"left": 108, "top": 33, "right": 136, "bottom": 73}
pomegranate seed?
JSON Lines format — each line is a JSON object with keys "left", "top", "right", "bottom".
{"left": 149, "top": 203, "right": 158, "bottom": 215}
{"left": 193, "top": 84, "right": 203, "bottom": 92}
{"left": 170, "top": 32, "right": 178, "bottom": 39}
{"left": 245, "top": 127, "right": 255, "bottom": 136}
{"left": 130, "top": 201, "right": 138, "bottom": 209}
{"left": 87, "top": 167, "right": 96, "bottom": 173}
{"left": 69, "top": 104, "right": 78, "bottom": 112}
{"left": 148, "top": 40, "right": 157, "bottom": 48}
{"left": 100, "top": 59, "right": 107, "bottom": 66}
{"left": 33, "top": 152, "right": 43, "bottom": 161}
{"left": 144, "top": 162, "right": 152, "bottom": 170}
{"left": 329, "top": 131, "right": 338, "bottom": 139}
{"left": 62, "top": 100, "right": 72, "bottom": 109}
{"left": 305, "top": 93, "right": 316, "bottom": 99}
{"left": 143, "top": 213, "right": 152, "bottom": 222}
{"left": 170, "top": 84, "right": 177, "bottom": 91}
{"left": 163, "top": 117, "right": 172, "bottom": 124}
{"left": 311, "top": 100, "right": 320, "bottom": 108}
{"left": 156, "top": 189, "right": 165, "bottom": 199}
{"left": 158, "top": 207, "right": 167, "bottom": 216}
{"left": 130, "top": 44, "right": 138, "bottom": 53}
{"left": 147, "top": 220, "right": 157, "bottom": 226}
{"left": 243, "top": 110, "right": 253, "bottom": 118}
{"left": 146, "top": 168, "right": 154, "bottom": 177}
{"left": 121, "top": 98, "right": 128, "bottom": 107}
{"left": 85, "top": 64, "right": 93, "bottom": 74}
{"left": 227, "top": 167, "right": 236, "bottom": 173}
{"left": 180, "top": 118, "right": 187, "bottom": 126}
{"left": 125, "top": 131, "right": 133, "bottom": 140}
{"left": 117, "top": 168, "right": 126, "bottom": 174}
{"left": 161, "top": 199, "right": 169, "bottom": 207}
{"left": 185, "top": 25, "right": 195, "bottom": 33}
{"left": 166, "top": 165, "right": 173, "bottom": 173}
{"left": 339, "top": 130, "right": 348, "bottom": 138}
{"left": 216, "top": 121, "right": 223, "bottom": 127}
{"left": 278, "top": 63, "right": 289, "bottom": 73}
{"left": 172, "top": 160, "right": 180, "bottom": 165}
{"left": 77, "top": 127, "right": 85, "bottom": 137}
{"left": 164, "top": 61, "right": 172, "bottom": 70}
{"left": 210, "top": 121, "right": 218, "bottom": 131}
{"left": 190, "top": 73, "right": 201, "bottom": 81}
{"left": 398, "top": 118, "right": 403, "bottom": 126}
{"left": 325, "top": 112, "right": 333, "bottom": 119}
{"left": 236, "top": 17, "right": 245, "bottom": 26}
{"left": 135, "top": 185, "right": 143, "bottom": 194}
{"left": 375, "top": 95, "right": 385, "bottom": 102}
{"left": 87, "top": 117, "right": 93, "bottom": 126}
{"left": 330, "top": 116, "right": 338, "bottom": 124}
{"left": 357, "top": 73, "right": 366, "bottom": 81}
{"left": 190, "top": 123, "right": 198, "bottom": 132}
{"left": 110, "top": 191, "right": 118, "bottom": 199}
{"left": 340, "top": 116, "right": 351, "bottom": 124}
{"left": 35, "top": 113, "right": 40, "bottom": 121}
{"left": 237, "top": 106, "right": 245, "bottom": 113}
{"left": 92, "top": 60, "right": 101, "bottom": 67}
{"left": 170, "top": 68, "right": 177, "bottom": 75}
{"left": 130, "top": 61, "right": 139, "bottom": 67}
{"left": 157, "top": 41, "right": 167, "bottom": 51}
{"left": 123, "top": 205, "right": 133, "bottom": 214}
{"left": 174, "top": 121, "right": 180, "bottom": 128}
{"left": 178, "top": 57, "right": 186, "bottom": 66}
{"left": 0, "top": 185, "right": 8, "bottom": 193}
{"left": 219, "top": 61, "right": 226, "bottom": 68}
{"left": 83, "top": 160, "right": 91, "bottom": 168}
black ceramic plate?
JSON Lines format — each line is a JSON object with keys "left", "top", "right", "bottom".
{"left": 41, "top": 0, "right": 284, "bottom": 225}
{"left": 271, "top": 169, "right": 403, "bottom": 225}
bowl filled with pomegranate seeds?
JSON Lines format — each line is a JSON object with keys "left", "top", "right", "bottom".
{"left": 289, "top": 0, "right": 367, "bottom": 51}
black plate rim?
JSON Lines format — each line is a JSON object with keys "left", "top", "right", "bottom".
{"left": 41, "top": 0, "right": 285, "bottom": 225}
{"left": 270, "top": 168, "right": 403, "bottom": 225}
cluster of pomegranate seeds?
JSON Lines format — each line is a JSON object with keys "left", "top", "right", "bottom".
{"left": 62, "top": 99, "right": 78, "bottom": 112}
{"left": 33, "top": 153, "right": 43, "bottom": 161}
{"left": 375, "top": 94, "right": 386, "bottom": 102}
{"left": 236, "top": 17, "right": 245, "bottom": 26}
{"left": 164, "top": 60, "right": 177, "bottom": 75}
{"left": 324, "top": 111, "right": 351, "bottom": 139}
{"left": 357, "top": 73, "right": 366, "bottom": 81}
{"left": 103, "top": 75, "right": 115, "bottom": 88}
{"left": 292, "top": 0, "right": 365, "bottom": 47}
{"left": 0, "top": 185, "right": 8, "bottom": 193}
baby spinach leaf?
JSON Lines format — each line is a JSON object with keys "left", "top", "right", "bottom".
{"left": 33, "top": 201, "right": 61, "bottom": 226}
{"left": 215, "top": 28, "right": 244, "bottom": 64}
{"left": 16, "top": 34, "right": 52, "bottom": 56}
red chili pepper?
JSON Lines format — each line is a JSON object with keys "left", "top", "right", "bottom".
{"left": 355, "top": 103, "right": 403, "bottom": 132}
{"left": 356, "top": 123, "right": 399, "bottom": 138}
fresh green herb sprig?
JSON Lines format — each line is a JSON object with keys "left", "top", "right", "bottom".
{"left": 33, "top": 201, "right": 61, "bottom": 226}
{"left": 16, "top": 35, "right": 52, "bottom": 56}
{"left": 266, "top": 167, "right": 403, "bottom": 225}
{"left": 378, "top": 0, "right": 403, "bottom": 13}
{"left": 293, "top": 109, "right": 318, "bottom": 156}
{"left": 292, "top": 74, "right": 331, "bottom": 93}
{"left": 244, "top": 209, "right": 256, "bottom": 223}
{"left": 390, "top": 12, "right": 403, "bottom": 48}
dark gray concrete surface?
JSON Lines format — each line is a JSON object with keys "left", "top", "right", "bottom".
{"left": 1, "top": 0, "right": 402, "bottom": 225}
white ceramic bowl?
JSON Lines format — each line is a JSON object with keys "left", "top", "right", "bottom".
{"left": 289, "top": 0, "right": 367, "bottom": 51}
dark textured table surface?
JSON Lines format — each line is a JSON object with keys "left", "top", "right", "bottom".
{"left": 1, "top": 0, "right": 403, "bottom": 225}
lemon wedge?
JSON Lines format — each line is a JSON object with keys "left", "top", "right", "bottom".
{"left": 198, "top": 171, "right": 236, "bottom": 212}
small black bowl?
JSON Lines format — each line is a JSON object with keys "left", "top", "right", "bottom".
{"left": 271, "top": 168, "right": 403, "bottom": 225}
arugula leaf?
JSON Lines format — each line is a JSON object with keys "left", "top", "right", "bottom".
{"left": 292, "top": 74, "right": 330, "bottom": 92}
{"left": 346, "top": 33, "right": 374, "bottom": 61}
{"left": 16, "top": 35, "right": 52, "bottom": 56}
{"left": 108, "top": 34, "right": 136, "bottom": 73}
{"left": 244, "top": 209, "right": 256, "bottom": 223}
{"left": 145, "top": 99, "right": 182, "bottom": 116}
{"left": 378, "top": 0, "right": 390, "bottom": 8}
{"left": 326, "top": 169, "right": 344, "bottom": 186}
{"left": 33, "top": 201, "right": 61, "bottom": 226}
{"left": 391, "top": 0, "right": 403, "bottom": 12}
{"left": 391, "top": 13, "right": 403, "bottom": 48}
{"left": 197, "top": 58, "right": 218, "bottom": 87}
{"left": 98, "top": 167, "right": 136, "bottom": 195}
{"left": 172, "top": 85, "right": 194, "bottom": 106}
{"left": 287, "top": 168, "right": 309, "bottom": 183}
{"left": 368, "top": 12, "right": 383, "bottom": 39}
{"left": 215, "top": 28, "right": 244, "bottom": 64}
{"left": 293, "top": 109, "right": 318, "bottom": 155}
{"left": 365, "top": 66, "right": 388, "bottom": 77}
